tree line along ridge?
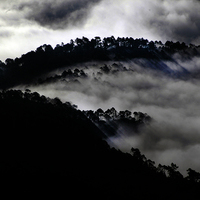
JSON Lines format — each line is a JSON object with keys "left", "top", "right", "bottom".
{"left": 0, "top": 36, "right": 199, "bottom": 89}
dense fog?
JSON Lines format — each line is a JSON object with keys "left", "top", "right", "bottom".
{"left": 19, "top": 57, "right": 200, "bottom": 175}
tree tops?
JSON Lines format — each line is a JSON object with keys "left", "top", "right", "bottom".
{"left": 0, "top": 36, "right": 199, "bottom": 89}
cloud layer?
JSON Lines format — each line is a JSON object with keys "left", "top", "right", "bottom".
{"left": 16, "top": 0, "right": 102, "bottom": 29}
{"left": 92, "top": 0, "right": 200, "bottom": 43}
{"left": 21, "top": 58, "right": 200, "bottom": 175}
{"left": 1, "top": 0, "right": 200, "bottom": 60}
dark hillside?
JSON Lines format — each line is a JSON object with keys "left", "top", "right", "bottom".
{"left": 0, "top": 90, "right": 108, "bottom": 196}
{"left": 0, "top": 37, "right": 199, "bottom": 89}
{"left": 0, "top": 90, "right": 199, "bottom": 199}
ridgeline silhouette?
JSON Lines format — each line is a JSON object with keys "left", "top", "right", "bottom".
{"left": 0, "top": 90, "right": 199, "bottom": 198}
{"left": 0, "top": 36, "right": 199, "bottom": 89}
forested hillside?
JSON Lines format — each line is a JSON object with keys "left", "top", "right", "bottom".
{"left": 0, "top": 90, "right": 200, "bottom": 199}
{"left": 2, "top": 0, "right": 200, "bottom": 197}
{"left": 1, "top": 36, "right": 200, "bottom": 198}
{"left": 0, "top": 36, "right": 199, "bottom": 89}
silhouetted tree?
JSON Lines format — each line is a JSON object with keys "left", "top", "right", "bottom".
{"left": 105, "top": 107, "right": 118, "bottom": 119}
{"left": 100, "top": 64, "right": 110, "bottom": 73}
{"left": 119, "top": 110, "right": 132, "bottom": 119}
{"left": 157, "top": 163, "right": 183, "bottom": 179}
{"left": 187, "top": 168, "right": 200, "bottom": 182}
{"left": 131, "top": 148, "right": 146, "bottom": 162}
{"left": 149, "top": 41, "right": 156, "bottom": 49}
{"left": 5, "top": 58, "right": 14, "bottom": 67}
{"left": 0, "top": 36, "right": 197, "bottom": 89}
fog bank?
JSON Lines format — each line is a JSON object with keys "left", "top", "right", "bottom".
{"left": 18, "top": 58, "right": 200, "bottom": 175}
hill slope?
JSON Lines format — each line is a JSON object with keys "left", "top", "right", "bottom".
{"left": 0, "top": 90, "right": 199, "bottom": 199}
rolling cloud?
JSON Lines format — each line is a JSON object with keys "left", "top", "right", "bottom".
{"left": 90, "top": 0, "right": 200, "bottom": 44}
{"left": 20, "top": 58, "right": 200, "bottom": 175}
{"left": 1, "top": 0, "right": 200, "bottom": 60}
{"left": 140, "top": 0, "right": 200, "bottom": 44}
{"left": 16, "top": 0, "right": 102, "bottom": 29}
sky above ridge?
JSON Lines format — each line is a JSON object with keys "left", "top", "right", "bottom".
{"left": 1, "top": 0, "right": 200, "bottom": 61}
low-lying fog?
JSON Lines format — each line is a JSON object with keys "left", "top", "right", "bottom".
{"left": 19, "top": 58, "right": 200, "bottom": 175}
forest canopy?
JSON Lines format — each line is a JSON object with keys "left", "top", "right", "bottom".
{"left": 1, "top": 35, "right": 200, "bottom": 198}
{"left": 0, "top": 36, "right": 198, "bottom": 89}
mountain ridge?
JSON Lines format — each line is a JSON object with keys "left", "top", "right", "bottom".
{"left": 1, "top": 36, "right": 200, "bottom": 89}
{"left": 1, "top": 36, "right": 200, "bottom": 198}
{"left": 0, "top": 89, "right": 199, "bottom": 198}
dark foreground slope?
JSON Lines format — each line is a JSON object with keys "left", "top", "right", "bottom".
{"left": 0, "top": 90, "right": 199, "bottom": 199}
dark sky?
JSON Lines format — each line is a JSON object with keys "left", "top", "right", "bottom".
{"left": 1, "top": 0, "right": 200, "bottom": 60}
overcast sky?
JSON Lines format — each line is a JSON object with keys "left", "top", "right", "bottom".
{"left": 1, "top": 0, "right": 200, "bottom": 61}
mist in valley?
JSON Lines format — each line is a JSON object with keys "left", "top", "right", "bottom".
{"left": 2, "top": 0, "right": 200, "bottom": 196}
{"left": 18, "top": 56, "right": 200, "bottom": 175}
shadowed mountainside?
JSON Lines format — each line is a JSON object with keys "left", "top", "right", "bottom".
{"left": 0, "top": 90, "right": 200, "bottom": 199}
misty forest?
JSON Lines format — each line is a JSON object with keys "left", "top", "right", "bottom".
{"left": 1, "top": 36, "right": 200, "bottom": 198}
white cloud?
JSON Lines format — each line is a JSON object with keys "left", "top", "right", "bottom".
{"left": 19, "top": 58, "right": 200, "bottom": 174}
{"left": 1, "top": 0, "right": 200, "bottom": 60}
